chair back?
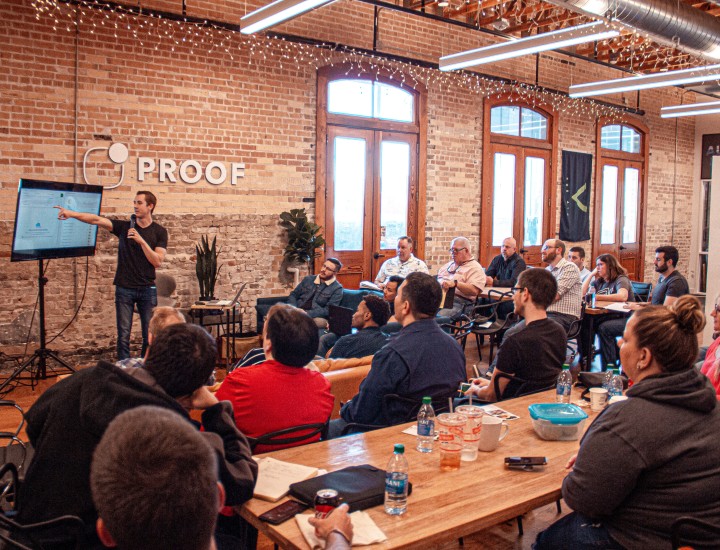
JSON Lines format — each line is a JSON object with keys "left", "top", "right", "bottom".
{"left": 671, "top": 516, "right": 720, "bottom": 549}
{"left": 155, "top": 273, "right": 176, "bottom": 307}
{"left": 0, "top": 401, "right": 28, "bottom": 471}
{"left": 566, "top": 300, "right": 586, "bottom": 341}
{"left": 631, "top": 281, "right": 652, "bottom": 303}
{"left": 0, "top": 510, "right": 85, "bottom": 550}
{"left": 247, "top": 422, "right": 329, "bottom": 453}
{"left": 492, "top": 371, "right": 556, "bottom": 401}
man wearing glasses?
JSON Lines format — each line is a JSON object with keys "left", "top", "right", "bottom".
{"left": 287, "top": 258, "right": 343, "bottom": 328}
{"left": 437, "top": 237, "right": 487, "bottom": 320}
{"left": 373, "top": 236, "right": 428, "bottom": 289}
{"left": 541, "top": 238, "right": 582, "bottom": 333}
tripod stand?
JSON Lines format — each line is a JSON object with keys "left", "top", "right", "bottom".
{"left": 0, "top": 260, "right": 76, "bottom": 394}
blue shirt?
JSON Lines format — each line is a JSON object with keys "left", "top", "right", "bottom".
{"left": 329, "top": 327, "right": 388, "bottom": 359}
{"left": 287, "top": 275, "right": 343, "bottom": 319}
{"left": 340, "top": 318, "right": 466, "bottom": 426}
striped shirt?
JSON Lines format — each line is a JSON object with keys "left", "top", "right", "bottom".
{"left": 546, "top": 257, "right": 582, "bottom": 319}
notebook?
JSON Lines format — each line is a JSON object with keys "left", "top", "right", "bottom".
{"left": 328, "top": 304, "right": 354, "bottom": 337}
{"left": 253, "top": 457, "right": 319, "bottom": 502}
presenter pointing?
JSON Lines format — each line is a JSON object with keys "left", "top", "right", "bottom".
{"left": 55, "top": 191, "right": 168, "bottom": 360}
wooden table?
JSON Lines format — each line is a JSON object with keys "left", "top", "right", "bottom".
{"left": 240, "top": 388, "right": 598, "bottom": 549}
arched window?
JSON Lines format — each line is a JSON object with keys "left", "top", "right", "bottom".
{"left": 593, "top": 119, "right": 648, "bottom": 280}
{"left": 316, "top": 66, "right": 426, "bottom": 288}
{"left": 481, "top": 100, "right": 557, "bottom": 267}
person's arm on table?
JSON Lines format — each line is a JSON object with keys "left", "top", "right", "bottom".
{"left": 55, "top": 206, "right": 113, "bottom": 231}
{"left": 464, "top": 340, "right": 519, "bottom": 402}
{"left": 308, "top": 504, "right": 353, "bottom": 550}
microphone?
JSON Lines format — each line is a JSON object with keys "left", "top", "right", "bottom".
{"left": 129, "top": 214, "right": 136, "bottom": 238}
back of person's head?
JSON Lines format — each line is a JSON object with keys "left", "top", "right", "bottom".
{"left": 363, "top": 295, "right": 390, "bottom": 326}
{"left": 596, "top": 253, "right": 627, "bottom": 282}
{"left": 327, "top": 257, "right": 342, "bottom": 273}
{"left": 632, "top": 295, "right": 705, "bottom": 372}
{"left": 517, "top": 268, "right": 557, "bottom": 310}
{"left": 401, "top": 272, "right": 442, "bottom": 318}
{"left": 144, "top": 324, "right": 216, "bottom": 398}
{"left": 266, "top": 304, "right": 318, "bottom": 367}
{"left": 91, "top": 406, "right": 217, "bottom": 550}
{"left": 655, "top": 245, "right": 679, "bottom": 267}
{"left": 148, "top": 306, "right": 185, "bottom": 337}
{"left": 569, "top": 246, "right": 585, "bottom": 259}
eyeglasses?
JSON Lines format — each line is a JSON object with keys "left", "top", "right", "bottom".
{"left": 511, "top": 286, "right": 526, "bottom": 294}
{"left": 541, "top": 245, "right": 556, "bottom": 251}
{"left": 320, "top": 265, "right": 336, "bottom": 273}
{"left": 450, "top": 247, "right": 467, "bottom": 254}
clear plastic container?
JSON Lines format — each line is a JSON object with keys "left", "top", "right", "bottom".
{"left": 528, "top": 403, "right": 588, "bottom": 441}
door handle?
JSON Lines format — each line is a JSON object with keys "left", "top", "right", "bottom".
{"left": 619, "top": 245, "right": 627, "bottom": 251}
{"left": 519, "top": 248, "right": 528, "bottom": 254}
{"left": 373, "top": 253, "right": 386, "bottom": 259}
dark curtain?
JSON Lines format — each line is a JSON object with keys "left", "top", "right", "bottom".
{"left": 559, "top": 150, "right": 592, "bottom": 242}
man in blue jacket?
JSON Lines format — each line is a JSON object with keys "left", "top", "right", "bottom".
{"left": 287, "top": 258, "right": 343, "bottom": 328}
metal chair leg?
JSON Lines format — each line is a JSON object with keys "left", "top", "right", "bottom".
{"left": 556, "top": 499, "right": 562, "bottom": 514}
{"left": 516, "top": 515, "right": 523, "bottom": 536}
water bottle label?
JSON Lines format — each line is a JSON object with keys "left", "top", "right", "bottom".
{"left": 385, "top": 473, "right": 407, "bottom": 495}
{"left": 417, "top": 419, "right": 434, "bottom": 436}
{"left": 556, "top": 383, "right": 571, "bottom": 396}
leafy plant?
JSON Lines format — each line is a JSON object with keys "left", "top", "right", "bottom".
{"left": 195, "top": 235, "right": 222, "bottom": 300}
{"left": 279, "top": 208, "right": 325, "bottom": 272}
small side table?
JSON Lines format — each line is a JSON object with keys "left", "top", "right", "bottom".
{"left": 190, "top": 303, "right": 242, "bottom": 365}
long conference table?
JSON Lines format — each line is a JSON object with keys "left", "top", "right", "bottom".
{"left": 240, "top": 387, "right": 600, "bottom": 549}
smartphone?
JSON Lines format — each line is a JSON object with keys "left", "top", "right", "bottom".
{"left": 258, "top": 500, "right": 309, "bottom": 525}
{"left": 504, "top": 457, "right": 547, "bottom": 470}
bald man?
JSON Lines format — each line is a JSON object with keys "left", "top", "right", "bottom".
{"left": 437, "top": 237, "right": 486, "bottom": 320}
{"left": 485, "top": 237, "right": 527, "bottom": 288}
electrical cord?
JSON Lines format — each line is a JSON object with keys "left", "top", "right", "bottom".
{"left": 46, "top": 256, "right": 90, "bottom": 345}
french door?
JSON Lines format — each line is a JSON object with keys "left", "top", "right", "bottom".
{"left": 592, "top": 159, "right": 643, "bottom": 280}
{"left": 481, "top": 143, "right": 553, "bottom": 267}
{"left": 324, "top": 125, "right": 418, "bottom": 288}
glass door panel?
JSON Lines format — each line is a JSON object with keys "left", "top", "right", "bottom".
{"left": 333, "top": 137, "right": 367, "bottom": 251}
{"left": 379, "top": 140, "right": 410, "bottom": 249}
{"left": 524, "top": 156, "right": 545, "bottom": 247}
{"left": 622, "top": 167, "right": 639, "bottom": 244}
{"left": 600, "top": 165, "right": 618, "bottom": 245}
{"left": 492, "top": 152, "right": 516, "bottom": 247}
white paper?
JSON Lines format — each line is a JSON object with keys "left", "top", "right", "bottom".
{"left": 296, "top": 511, "right": 388, "bottom": 549}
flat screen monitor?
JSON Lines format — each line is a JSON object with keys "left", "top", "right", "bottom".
{"left": 11, "top": 179, "right": 104, "bottom": 262}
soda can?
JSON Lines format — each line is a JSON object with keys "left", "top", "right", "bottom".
{"left": 314, "top": 488, "right": 339, "bottom": 519}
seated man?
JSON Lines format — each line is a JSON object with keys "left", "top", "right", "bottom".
{"left": 567, "top": 246, "right": 592, "bottom": 282}
{"left": 286, "top": 258, "right": 343, "bottom": 328}
{"left": 216, "top": 304, "right": 334, "bottom": 453}
{"left": 383, "top": 275, "right": 403, "bottom": 319}
{"left": 597, "top": 245, "right": 690, "bottom": 367}
{"left": 329, "top": 273, "right": 466, "bottom": 437}
{"left": 437, "top": 237, "right": 486, "bottom": 320}
{"left": 543, "top": 238, "right": 582, "bottom": 333}
{"left": 91, "top": 406, "right": 222, "bottom": 550}
{"left": 465, "top": 268, "right": 566, "bottom": 402}
{"left": 327, "top": 295, "right": 390, "bottom": 359}
{"left": 115, "top": 305, "right": 185, "bottom": 369}
{"left": 374, "top": 236, "right": 428, "bottom": 288}
{"left": 18, "top": 324, "right": 257, "bottom": 547}
{"left": 484, "top": 237, "right": 526, "bottom": 318}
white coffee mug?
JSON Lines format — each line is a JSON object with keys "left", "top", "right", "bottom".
{"left": 477, "top": 415, "right": 509, "bottom": 452}
{"left": 589, "top": 387, "right": 608, "bottom": 411}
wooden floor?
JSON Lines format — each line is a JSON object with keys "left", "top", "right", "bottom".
{"left": 0, "top": 339, "right": 568, "bottom": 549}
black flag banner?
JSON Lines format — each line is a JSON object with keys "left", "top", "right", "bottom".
{"left": 559, "top": 150, "right": 592, "bottom": 242}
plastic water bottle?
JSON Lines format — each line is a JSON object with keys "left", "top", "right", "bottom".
{"left": 416, "top": 396, "right": 435, "bottom": 453}
{"left": 602, "top": 365, "right": 614, "bottom": 392}
{"left": 586, "top": 286, "right": 597, "bottom": 308}
{"left": 384, "top": 444, "right": 409, "bottom": 515}
{"left": 609, "top": 368, "right": 624, "bottom": 398}
{"left": 556, "top": 364, "right": 572, "bottom": 403}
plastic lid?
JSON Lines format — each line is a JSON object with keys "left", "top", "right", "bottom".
{"left": 422, "top": 396, "right": 431, "bottom": 404}
{"left": 613, "top": 368, "right": 620, "bottom": 374}
{"left": 562, "top": 364, "right": 570, "bottom": 370}
{"left": 394, "top": 444, "right": 405, "bottom": 454}
{"left": 528, "top": 403, "right": 588, "bottom": 425}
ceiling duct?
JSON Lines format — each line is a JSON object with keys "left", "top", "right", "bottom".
{"left": 551, "top": 0, "right": 720, "bottom": 61}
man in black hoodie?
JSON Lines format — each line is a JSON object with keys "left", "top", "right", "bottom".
{"left": 18, "top": 323, "right": 257, "bottom": 548}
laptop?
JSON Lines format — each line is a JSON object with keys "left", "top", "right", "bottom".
{"left": 205, "top": 282, "right": 246, "bottom": 306}
{"left": 328, "top": 304, "right": 354, "bottom": 337}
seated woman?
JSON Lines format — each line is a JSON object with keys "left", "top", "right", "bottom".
{"left": 701, "top": 295, "right": 720, "bottom": 399}
{"left": 580, "top": 253, "right": 634, "bottom": 368}
{"left": 534, "top": 296, "right": 720, "bottom": 549}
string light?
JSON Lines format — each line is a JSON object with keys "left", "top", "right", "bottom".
{"left": 30, "top": 0, "right": 655, "bottom": 121}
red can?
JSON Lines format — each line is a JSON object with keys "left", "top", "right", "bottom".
{"left": 314, "top": 488, "right": 339, "bottom": 519}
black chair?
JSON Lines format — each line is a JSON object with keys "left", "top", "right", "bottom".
{"left": 565, "top": 301, "right": 587, "bottom": 364}
{"left": 0, "top": 401, "right": 27, "bottom": 472}
{"left": 340, "top": 393, "right": 453, "bottom": 436}
{"left": 671, "top": 516, "right": 720, "bottom": 549}
{"left": 492, "top": 371, "right": 556, "bottom": 401}
{"left": 246, "top": 422, "right": 329, "bottom": 452}
{"left": 631, "top": 281, "right": 652, "bottom": 303}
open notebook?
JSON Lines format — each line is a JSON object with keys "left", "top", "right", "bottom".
{"left": 253, "top": 457, "right": 319, "bottom": 502}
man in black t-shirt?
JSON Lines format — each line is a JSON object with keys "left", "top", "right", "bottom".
{"left": 465, "top": 268, "right": 566, "bottom": 402}
{"left": 55, "top": 191, "right": 168, "bottom": 360}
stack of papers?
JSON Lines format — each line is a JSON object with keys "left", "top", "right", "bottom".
{"left": 296, "top": 511, "right": 387, "bottom": 549}
{"left": 253, "top": 457, "right": 319, "bottom": 502}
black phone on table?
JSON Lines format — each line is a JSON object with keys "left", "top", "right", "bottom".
{"left": 258, "top": 499, "right": 309, "bottom": 525}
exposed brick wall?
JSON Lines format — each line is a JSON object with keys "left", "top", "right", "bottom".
{"left": 0, "top": 0, "right": 696, "bottom": 362}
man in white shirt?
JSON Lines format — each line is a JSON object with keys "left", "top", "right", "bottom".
{"left": 374, "top": 236, "right": 428, "bottom": 288}
{"left": 568, "top": 246, "right": 592, "bottom": 282}
{"left": 437, "top": 237, "right": 486, "bottom": 320}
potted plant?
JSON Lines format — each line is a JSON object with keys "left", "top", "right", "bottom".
{"left": 279, "top": 208, "right": 325, "bottom": 280}
{"left": 195, "top": 235, "right": 222, "bottom": 300}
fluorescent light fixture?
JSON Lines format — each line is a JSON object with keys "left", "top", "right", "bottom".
{"left": 570, "top": 63, "right": 720, "bottom": 97}
{"left": 660, "top": 100, "right": 720, "bottom": 118}
{"left": 240, "top": 0, "right": 334, "bottom": 35}
{"left": 439, "top": 21, "right": 619, "bottom": 72}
